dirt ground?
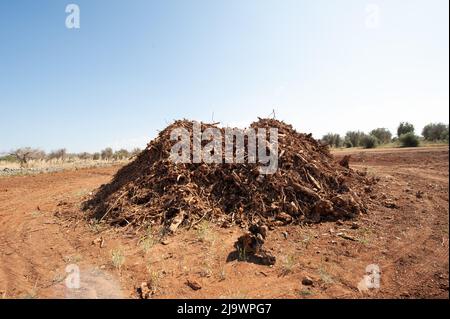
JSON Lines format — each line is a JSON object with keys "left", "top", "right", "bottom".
{"left": 0, "top": 147, "right": 448, "bottom": 299}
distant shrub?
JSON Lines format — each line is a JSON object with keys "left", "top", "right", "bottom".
{"left": 10, "top": 147, "right": 46, "bottom": 167}
{"left": 344, "top": 131, "right": 365, "bottom": 147}
{"left": 422, "top": 123, "right": 449, "bottom": 142}
{"left": 0, "top": 154, "right": 19, "bottom": 162}
{"left": 321, "top": 133, "right": 342, "bottom": 148}
{"left": 78, "top": 152, "right": 92, "bottom": 160}
{"left": 397, "top": 122, "right": 415, "bottom": 137}
{"left": 113, "top": 149, "right": 130, "bottom": 160}
{"left": 441, "top": 129, "right": 449, "bottom": 142}
{"left": 48, "top": 149, "right": 67, "bottom": 160}
{"left": 101, "top": 147, "right": 113, "bottom": 160}
{"left": 399, "top": 132, "right": 420, "bottom": 147}
{"left": 361, "top": 135, "right": 379, "bottom": 149}
{"left": 343, "top": 140, "right": 353, "bottom": 148}
{"left": 370, "top": 128, "right": 392, "bottom": 144}
{"left": 92, "top": 152, "right": 101, "bottom": 160}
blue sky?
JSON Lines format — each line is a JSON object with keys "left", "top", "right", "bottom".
{"left": 0, "top": 0, "right": 448, "bottom": 152}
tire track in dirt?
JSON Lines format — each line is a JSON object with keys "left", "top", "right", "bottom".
{"left": 0, "top": 168, "right": 117, "bottom": 298}
{"left": 384, "top": 166, "right": 449, "bottom": 298}
{"left": 348, "top": 162, "right": 449, "bottom": 298}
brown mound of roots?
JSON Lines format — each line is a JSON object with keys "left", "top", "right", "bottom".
{"left": 83, "top": 118, "right": 375, "bottom": 232}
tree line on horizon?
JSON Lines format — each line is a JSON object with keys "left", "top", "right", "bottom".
{"left": 0, "top": 147, "right": 143, "bottom": 167}
{"left": 321, "top": 122, "right": 449, "bottom": 149}
{"left": 2, "top": 122, "right": 448, "bottom": 167}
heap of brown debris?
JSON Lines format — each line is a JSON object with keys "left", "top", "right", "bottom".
{"left": 83, "top": 118, "right": 375, "bottom": 231}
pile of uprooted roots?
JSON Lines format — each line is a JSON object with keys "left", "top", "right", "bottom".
{"left": 83, "top": 118, "right": 376, "bottom": 232}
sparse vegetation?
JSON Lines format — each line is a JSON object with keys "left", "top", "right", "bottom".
{"left": 300, "top": 232, "right": 314, "bottom": 249}
{"left": 323, "top": 122, "right": 447, "bottom": 150}
{"left": 361, "top": 134, "right": 379, "bottom": 149}
{"left": 101, "top": 147, "right": 114, "bottom": 160}
{"left": 0, "top": 146, "right": 140, "bottom": 175}
{"left": 370, "top": 128, "right": 392, "bottom": 144}
{"left": 299, "top": 289, "right": 314, "bottom": 297}
{"left": 88, "top": 219, "right": 105, "bottom": 233}
{"left": 397, "top": 122, "right": 415, "bottom": 137}
{"left": 111, "top": 248, "right": 125, "bottom": 270}
{"left": 147, "top": 269, "right": 162, "bottom": 294}
{"left": 200, "top": 262, "right": 213, "bottom": 278}
{"left": 399, "top": 132, "right": 420, "bottom": 147}
{"left": 237, "top": 246, "right": 247, "bottom": 261}
{"left": 196, "top": 220, "right": 215, "bottom": 244}
{"left": 78, "top": 152, "right": 92, "bottom": 160}
{"left": 113, "top": 149, "right": 130, "bottom": 160}
{"left": 422, "top": 123, "right": 449, "bottom": 142}
{"left": 62, "top": 255, "right": 82, "bottom": 264}
{"left": 280, "top": 255, "right": 296, "bottom": 276}
{"left": 218, "top": 267, "right": 226, "bottom": 281}
{"left": 47, "top": 149, "right": 67, "bottom": 161}
{"left": 140, "top": 225, "right": 155, "bottom": 253}
{"left": 0, "top": 154, "right": 18, "bottom": 162}
{"left": 318, "top": 267, "right": 334, "bottom": 284}
{"left": 344, "top": 131, "right": 365, "bottom": 148}
{"left": 321, "top": 133, "right": 342, "bottom": 148}
{"left": 10, "top": 147, "right": 45, "bottom": 167}
{"left": 343, "top": 140, "right": 353, "bottom": 148}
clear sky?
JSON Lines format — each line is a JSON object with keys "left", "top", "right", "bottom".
{"left": 0, "top": 0, "right": 448, "bottom": 153}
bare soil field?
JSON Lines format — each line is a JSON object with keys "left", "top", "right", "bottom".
{"left": 0, "top": 147, "right": 448, "bottom": 299}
